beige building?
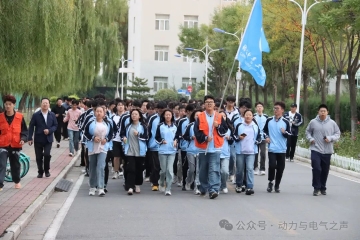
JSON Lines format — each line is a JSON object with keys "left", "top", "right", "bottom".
{"left": 127, "top": 0, "right": 247, "bottom": 97}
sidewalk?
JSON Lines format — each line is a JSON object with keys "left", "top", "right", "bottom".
{"left": 0, "top": 142, "right": 79, "bottom": 238}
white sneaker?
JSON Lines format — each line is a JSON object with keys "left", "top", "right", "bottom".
{"left": 185, "top": 183, "right": 191, "bottom": 191}
{"left": 98, "top": 188, "right": 105, "bottom": 196}
{"left": 222, "top": 188, "right": 229, "bottom": 194}
{"left": 177, "top": 182, "right": 182, "bottom": 187}
{"left": 286, "top": 158, "right": 290, "bottom": 161}
{"left": 112, "top": 172, "right": 118, "bottom": 179}
{"left": 229, "top": 175, "right": 234, "bottom": 182}
{"left": 254, "top": 168, "right": 259, "bottom": 175}
{"left": 135, "top": 185, "right": 141, "bottom": 193}
{"left": 128, "top": 188, "right": 133, "bottom": 195}
{"left": 194, "top": 189, "right": 201, "bottom": 195}
{"left": 165, "top": 191, "right": 171, "bottom": 196}
{"left": 144, "top": 177, "right": 150, "bottom": 182}
{"left": 119, "top": 172, "right": 124, "bottom": 176}
{"left": 69, "top": 153, "right": 73, "bottom": 157}
{"left": 232, "top": 177, "right": 236, "bottom": 184}
{"left": 260, "top": 171, "right": 266, "bottom": 175}
{"left": 172, "top": 177, "right": 178, "bottom": 184}
{"left": 159, "top": 185, "right": 165, "bottom": 192}
{"left": 89, "top": 188, "right": 96, "bottom": 196}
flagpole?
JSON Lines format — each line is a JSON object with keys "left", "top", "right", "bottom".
{"left": 219, "top": 58, "right": 238, "bottom": 110}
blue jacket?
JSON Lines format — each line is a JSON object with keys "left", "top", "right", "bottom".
{"left": 28, "top": 111, "right": 58, "bottom": 144}
{"left": 283, "top": 111, "right": 303, "bottom": 136}
{"left": 175, "top": 117, "right": 189, "bottom": 151}
{"left": 233, "top": 122, "right": 261, "bottom": 154}
{"left": 120, "top": 122, "right": 148, "bottom": 156}
{"left": 147, "top": 113, "right": 160, "bottom": 151}
{"left": 84, "top": 119, "right": 114, "bottom": 153}
{"left": 182, "top": 122, "right": 198, "bottom": 155}
{"left": 254, "top": 113, "right": 268, "bottom": 140}
{"left": 220, "top": 129, "right": 231, "bottom": 158}
{"left": 155, "top": 122, "right": 178, "bottom": 155}
{"left": 263, "top": 116, "right": 291, "bottom": 153}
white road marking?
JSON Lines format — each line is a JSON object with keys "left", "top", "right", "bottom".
{"left": 43, "top": 174, "right": 85, "bottom": 240}
{"left": 295, "top": 161, "right": 360, "bottom": 184}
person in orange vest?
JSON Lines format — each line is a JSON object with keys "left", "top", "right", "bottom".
{"left": 0, "top": 95, "right": 28, "bottom": 191}
{"left": 194, "top": 95, "right": 228, "bottom": 199}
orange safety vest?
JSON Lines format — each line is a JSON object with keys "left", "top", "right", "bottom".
{"left": 0, "top": 112, "right": 23, "bottom": 148}
{"left": 195, "top": 111, "right": 224, "bottom": 149}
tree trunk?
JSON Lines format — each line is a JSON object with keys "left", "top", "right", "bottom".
{"left": 255, "top": 82, "right": 259, "bottom": 103}
{"left": 242, "top": 80, "right": 247, "bottom": 98}
{"left": 348, "top": 73, "right": 358, "bottom": 138}
{"left": 272, "top": 68, "right": 279, "bottom": 104}
{"left": 281, "top": 62, "right": 287, "bottom": 102}
{"left": 303, "top": 68, "right": 309, "bottom": 123}
{"left": 18, "top": 92, "right": 29, "bottom": 112}
{"left": 34, "top": 96, "right": 41, "bottom": 109}
{"left": 263, "top": 85, "right": 268, "bottom": 107}
{"left": 249, "top": 82, "right": 254, "bottom": 103}
{"left": 334, "top": 71, "right": 342, "bottom": 126}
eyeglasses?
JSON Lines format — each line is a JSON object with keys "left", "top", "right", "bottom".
{"left": 273, "top": 107, "right": 281, "bottom": 110}
{"left": 205, "top": 101, "right": 214, "bottom": 104}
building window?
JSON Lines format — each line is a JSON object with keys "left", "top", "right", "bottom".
{"left": 154, "top": 77, "right": 168, "bottom": 92}
{"left": 184, "top": 15, "right": 198, "bottom": 28}
{"left": 155, "top": 14, "right": 170, "bottom": 30}
{"left": 155, "top": 46, "right": 169, "bottom": 61}
{"left": 182, "top": 78, "right": 196, "bottom": 89}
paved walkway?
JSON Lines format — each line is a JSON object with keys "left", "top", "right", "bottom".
{"left": 0, "top": 142, "right": 74, "bottom": 237}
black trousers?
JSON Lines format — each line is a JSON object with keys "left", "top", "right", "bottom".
{"left": 173, "top": 151, "right": 178, "bottom": 177}
{"left": 286, "top": 135, "right": 298, "bottom": 159}
{"left": 54, "top": 122, "right": 62, "bottom": 143}
{"left": 80, "top": 143, "right": 86, "bottom": 166}
{"left": 124, "top": 156, "right": 144, "bottom": 190}
{"left": 104, "top": 150, "right": 113, "bottom": 187}
{"left": 311, "top": 150, "right": 331, "bottom": 191}
{"left": 268, "top": 152, "right": 286, "bottom": 188}
{"left": 181, "top": 151, "right": 188, "bottom": 187}
{"left": 62, "top": 122, "right": 68, "bottom": 138}
{"left": 0, "top": 149, "right": 21, "bottom": 185}
{"left": 255, "top": 140, "right": 267, "bottom": 171}
{"left": 34, "top": 142, "right": 52, "bottom": 175}
{"left": 149, "top": 151, "right": 160, "bottom": 186}
{"left": 145, "top": 151, "right": 152, "bottom": 178}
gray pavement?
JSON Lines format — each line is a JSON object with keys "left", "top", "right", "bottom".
{"left": 47, "top": 160, "right": 360, "bottom": 240}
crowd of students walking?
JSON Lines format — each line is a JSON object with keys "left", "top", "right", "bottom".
{"left": 0, "top": 94, "right": 340, "bottom": 198}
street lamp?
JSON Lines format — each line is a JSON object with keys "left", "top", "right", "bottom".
{"left": 213, "top": 27, "right": 242, "bottom": 105}
{"left": 184, "top": 39, "right": 224, "bottom": 95}
{"left": 290, "top": 0, "right": 341, "bottom": 112}
{"left": 116, "top": 55, "right": 131, "bottom": 99}
{"left": 175, "top": 54, "right": 199, "bottom": 87}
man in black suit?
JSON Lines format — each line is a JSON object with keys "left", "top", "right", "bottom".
{"left": 28, "top": 98, "right": 58, "bottom": 178}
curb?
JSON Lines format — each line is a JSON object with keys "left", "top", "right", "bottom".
{"left": 294, "top": 155, "right": 360, "bottom": 179}
{"left": 2, "top": 151, "right": 81, "bottom": 240}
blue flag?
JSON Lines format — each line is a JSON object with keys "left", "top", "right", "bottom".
{"left": 236, "top": 0, "right": 270, "bottom": 87}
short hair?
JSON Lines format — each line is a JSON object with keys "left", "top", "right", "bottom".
{"left": 94, "top": 94, "right": 105, "bottom": 100}
{"left": 274, "top": 101, "right": 286, "bottom": 110}
{"left": 142, "top": 99, "right": 149, "bottom": 104}
{"left": 146, "top": 102, "right": 156, "bottom": 110}
{"left": 204, "top": 95, "right": 215, "bottom": 102}
{"left": 3, "top": 95, "right": 16, "bottom": 104}
{"left": 243, "top": 109, "right": 254, "bottom": 116}
{"left": 160, "top": 109, "right": 175, "bottom": 123}
{"left": 185, "top": 104, "right": 195, "bottom": 112}
{"left": 109, "top": 100, "right": 116, "bottom": 106}
{"left": 318, "top": 104, "right": 328, "bottom": 111}
{"left": 189, "top": 109, "right": 202, "bottom": 123}
{"left": 56, "top": 98, "right": 62, "bottom": 102}
{"left": 255, "top": 101, "right": 264, "bottom": 107}
{"left": 125, "top": 100, "right": 132, "bottom": 107}
{"left": 179, "top": 98, "right": 188, "bottom": 104}
{"left": 226, "top": 96, "right": 236, "bottom": 102}
{"left": 156, "top": 101, "right": 167, "bottom": 109}
{"left": 133, "top": 100, "right": 142, "bottom": 108}
{"left": 215, "top": 102, "right": 221, "bottom": 108}
{"left": 72, "top": 99, "right": 79, "bottom": 105}
{"left": 86, "top": 100, "right": 92, "bottom": 108}
{"left": 239, "top": 100, "right": 251, "bottom": 109}
{"left": 63, "top": 96, "right": 68, "bottom": 101}
{"left": 189, "top": 99, "right": 196, "bottom": 104}
{"left": 97, "top": 99, "right": 106, "bottom": 107}
{"left": 179, "top": 104, "right": 186, "bottom": 110}
{"left": 41, "top": 97, "right": 50, "bottom": 103}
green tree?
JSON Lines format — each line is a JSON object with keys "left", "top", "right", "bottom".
{"left": 154, "top": 89, "right": 178, "bottom": 101}
{"left": 195, "top": 90, "right": 212, "bottom": 100}
{"left": 127, "top": 77, "right": 152, "bottom": 99}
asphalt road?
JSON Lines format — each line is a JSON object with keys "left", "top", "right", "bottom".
{"left": 51, "top": 160, "right": 360, "bottom": 240}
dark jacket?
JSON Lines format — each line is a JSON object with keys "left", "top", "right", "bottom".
{"left": 283, "top": 111, "right": 303, "bottom": 136}
{"left": 28, "top": 110, "right": 58, "bottom": 144}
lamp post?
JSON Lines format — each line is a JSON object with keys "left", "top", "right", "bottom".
{"left": 116, "top": 55, "right": 131, "bottom": 99}
{"left": 290, "top": 0, "right": 340, "bottom": 112}
{"left": 175, "top": 54, "right": 199, "bottom": 87}
{"left": 213, "top": 27, "right": 242, "bottom": 105}
{"left": 184, "top": 39, "right": 223, "bottom": 95}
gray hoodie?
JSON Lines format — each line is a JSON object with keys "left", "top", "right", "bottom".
{"left": 305, "top": 115, "right": 340, "bottom": 154}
